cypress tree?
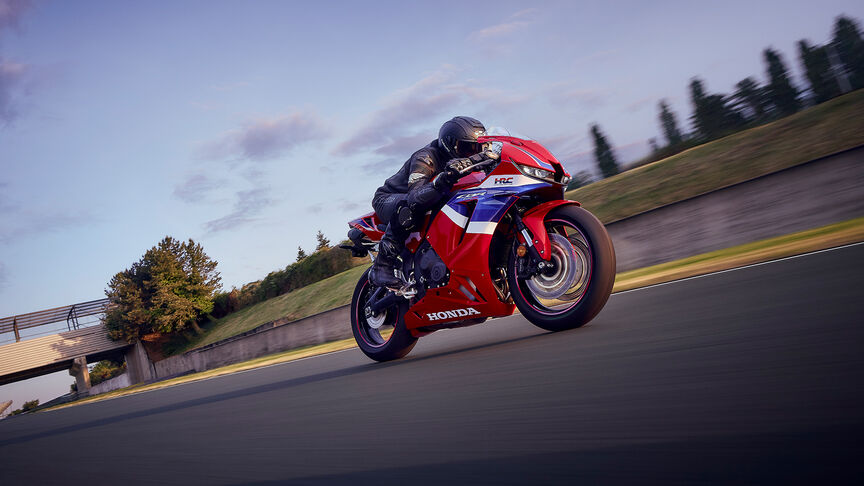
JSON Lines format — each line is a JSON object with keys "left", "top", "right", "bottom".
{"left": 658, "top": 100, "right": 683, "bottom": 146}
{"left": 732, "top": 77, "right": 768, "bottom": 121}
{"left": 764, "top": 48, "right": 800, "bottom": 116}
{"left": 296, "top": 246, "right": 307, "bottom": 261}
{"left": 590, "top": 124, "right": 620, "bottom": 178}
{"left": 832, "top": 15, "right": 864, "bottom": 90}
{"left": 798, "top": 40, "right": 840, "bottom": 103}
{"left": 689, "top": 78, "right": 743, "bottom": 140}
{"left": 315, "top": 230, "right": 330, "bottom": 251}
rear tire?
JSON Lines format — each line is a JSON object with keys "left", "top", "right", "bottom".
{"left": 351, "top": 268, "right": 417, "bottom": 361}
{"left": 508, "top": 205, "right": 616, "bottom": 332}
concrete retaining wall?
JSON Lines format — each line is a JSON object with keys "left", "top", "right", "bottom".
{"left": 607, "top": 146, "right": 864, "bottom": 272}
{"left": 90, "top": 372, "right": 131, "bottom": 395}
{"left": 152, "top": 305, "right": 352, "bottom": 379}
{"left": 133, "top": 146, "right": 864, "bottom": 381}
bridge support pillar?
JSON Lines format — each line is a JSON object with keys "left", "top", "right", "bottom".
{"left": 125, "top": 341, "right": 155, "bottom": 384}
{"left": 69, "top": 357, "right": 90, "bottom": 396}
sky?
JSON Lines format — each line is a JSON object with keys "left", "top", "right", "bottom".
{"left": 2, "top": 0, "right": 863, "bottom": 408}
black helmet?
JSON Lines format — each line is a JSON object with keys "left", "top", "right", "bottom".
{"left": 438, "top": 116, "right": 486, "bottom": 158}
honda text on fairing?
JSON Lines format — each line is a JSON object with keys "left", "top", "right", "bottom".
{"left": 341, "top": 129, "right": 616, "bottom": 361}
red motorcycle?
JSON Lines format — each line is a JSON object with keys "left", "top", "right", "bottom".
{"left": 342, "top": 131, "right": 615, "bottom": 361}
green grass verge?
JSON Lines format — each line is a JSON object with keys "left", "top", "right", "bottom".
{"left": 49, "top": 217, "right": 864, "bottom": 411}
{"left": 172, "top": 264, "right": 370, "bottom": 354}
{"left": 566, "top": 89, "right": 864, "bottom": 223}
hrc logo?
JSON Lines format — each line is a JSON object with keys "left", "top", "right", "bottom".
{"left": 494, "top": 177, "right": 514, "bottom": 185}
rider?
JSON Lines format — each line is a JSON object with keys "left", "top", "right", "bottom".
{"left": 368, "top": 116, "right": 488, "bottom": 288}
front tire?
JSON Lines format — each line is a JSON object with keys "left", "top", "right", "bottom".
{"left": 351, "top": 268, "right": 417, "bottom": 361}
{"left": 508, "top": 205, "right": 616, "bottom": 332}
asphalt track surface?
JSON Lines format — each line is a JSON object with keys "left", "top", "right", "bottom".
{"left": 2, "top": 245, "right": 863, "bottom": 485}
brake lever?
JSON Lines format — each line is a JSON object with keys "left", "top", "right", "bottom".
{"left": 455, "top": 152, "right": 499, "bottom": 175}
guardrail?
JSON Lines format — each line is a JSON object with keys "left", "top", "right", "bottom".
{"left": 0, "top": 298, "right": 110, "bottom": 343}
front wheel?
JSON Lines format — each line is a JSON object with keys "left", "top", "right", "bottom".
{"left": 351, "top": 268, "right": 417, "bottom": 361}
{"left": 508, "top": 205, "right": 616, "bottom": 332}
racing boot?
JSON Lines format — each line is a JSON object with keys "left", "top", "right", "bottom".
{"left": 369, "top": 225, "right": 405, "bottom": 289}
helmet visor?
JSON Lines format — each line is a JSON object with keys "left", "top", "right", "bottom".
{"left": 454, "top": 140, "right": 482, "bottom": 158}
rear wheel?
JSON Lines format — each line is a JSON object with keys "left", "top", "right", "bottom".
{"left": 508, "top": 205, "right": 616, "bottom": 332}
{"left": 351, "top": 268, "right": 417, "bottom": 361}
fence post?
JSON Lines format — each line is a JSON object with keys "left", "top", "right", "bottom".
{"left": 13, "top": 317, "right": 20, "bottom": 342}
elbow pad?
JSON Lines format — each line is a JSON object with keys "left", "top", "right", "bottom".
{"left": 407, "top": 180, "right": 445, "bottom": 209}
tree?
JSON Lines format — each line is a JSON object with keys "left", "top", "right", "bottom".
{"left": 88, "top": 359, "right": 126, "bottom": 386}
{"left": 296, "top": 246, "right": 307, "bottom": 261}
{"left": 832, "top": 15, "right": 864, "bottom": 90}
{"left": 10, "top": 399, "right": 39, "bottom": 415}
{"left": 689, "top": 78, "right": 744, "bottom": 140}
{"left": 798, "top": 40, "right": 841, "bottom": 103}
{"left": 565, "top": 170, "right": 594, "bottom": 191}
{"left": 315, "top": 230, "right": 330, "bottom": 251}
{"left": 590, "top": 124, "right": 620, "bottom": 178}
{"left": 658, "top": 100, "right": 683, "bottom": 146}
{"left": 731, "top": 77, "right": 768, "bottom": 121}
{"left": 103, "top": 237, "right": 221, "bottom": 342}
{"left": 764, "top": 48, "right": 800, "bottom": 116}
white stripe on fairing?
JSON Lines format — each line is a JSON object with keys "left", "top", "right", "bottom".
{"left": 441, "top": 204, "right": 468, "bottom": 228}
{"left": 466, "top": 221, "right": 497, "bottom": 234}
{"left": 478, "top": 174, "right": 539, "bottom": 189}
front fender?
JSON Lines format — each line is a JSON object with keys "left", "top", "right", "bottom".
{"left": 521, "top": 200, "right": 581, "bottom": 260}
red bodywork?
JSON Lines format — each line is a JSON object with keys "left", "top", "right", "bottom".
{"left": 348, "top": 136, "right": 579, "bottom": 335}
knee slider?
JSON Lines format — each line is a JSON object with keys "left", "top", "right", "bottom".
{"left": 395, "top": 202, "right": 418, "bottom": 232}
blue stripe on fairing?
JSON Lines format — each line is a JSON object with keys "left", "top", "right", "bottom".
{"left": 447, "top": 201, "right": 472, "bottom": 217}
{"left": 514, "top": 146, "right": 556, "bottom": 171}
{"left": 446, "top": 182, "right": 548, "bottom": 227}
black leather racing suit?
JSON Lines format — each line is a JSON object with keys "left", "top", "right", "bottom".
{"left": 371, "top": 139, "right": 450, "bottom": 224}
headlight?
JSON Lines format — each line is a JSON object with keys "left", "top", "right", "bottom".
{"left": 517, "top": 164, "right": 557, "bottom": 183}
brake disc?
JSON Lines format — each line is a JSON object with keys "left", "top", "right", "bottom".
{"left": 366, "top": 309, "right": 386, "bottom": 329}
{"left": 526, "top": 233, "right": 580, "bottom": 300}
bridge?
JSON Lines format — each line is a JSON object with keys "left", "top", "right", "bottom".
{"left": 0, "top": 299, "right": 150, "bottom": 394}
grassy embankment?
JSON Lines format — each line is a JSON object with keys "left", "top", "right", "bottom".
{"left": 49, "top": 216, "right": 864, "bottom": 411}
{"left": 566, "top": 89, "right": 864, "bottom": 223}
{"left": 172, "top": 264, "right": 370, "bottom": 354}
{"left": 176, "top": 90, "right": 864, "bottom": 356}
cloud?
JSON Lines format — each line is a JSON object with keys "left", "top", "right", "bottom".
{"left": 373, "top": 133, "right": 432, "bottom": 157}
{"left": 306, "top": 197, "right": 371, "bottom": 220}
{"left": 0, "top": 0, "right": 31, "bottom": 34}
{"left": 173, "top": 173, "right": 225, "bottom": 203}
{"left": 204, "top": 188, "right": 272, "bottom": 233}
{"left": 334, "top": 68, "right": 530, "bottom": 157}
{"left": 471, "top": 8, "right": 537, "bottom": 40}
{"left": 200, "top": 111, "right": 328, "bottom": 162}
{"left": 0, "top": 59, "right": 26, "bottom": 125}
{"left": 0, "top": 183, "right": 92, "bottom": 244}
{"left": 339, "top": 198, "right": 368, "bottom": 213}
{"left": 539, "top": 132, "right": 588, "bottom": 159}
{"left": 0, "top": 1, "right": 33, "bottom": 126}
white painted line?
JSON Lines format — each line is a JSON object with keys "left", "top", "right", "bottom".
{"left": 45, "top": 241, "right": 864, "bottom": 411}
{"left": 613, "top": 241, "right": 864, "bottom": 296}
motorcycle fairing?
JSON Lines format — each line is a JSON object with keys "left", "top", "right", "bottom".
{"left": 404, "top": 159, "right": 566, "bottom": 329}
{"left": 351, "top": 136, "right": 574, "bottom": 331}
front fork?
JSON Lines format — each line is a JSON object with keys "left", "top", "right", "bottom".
{"left": 511, "top": 212, "right": 555, "bottom": 278}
